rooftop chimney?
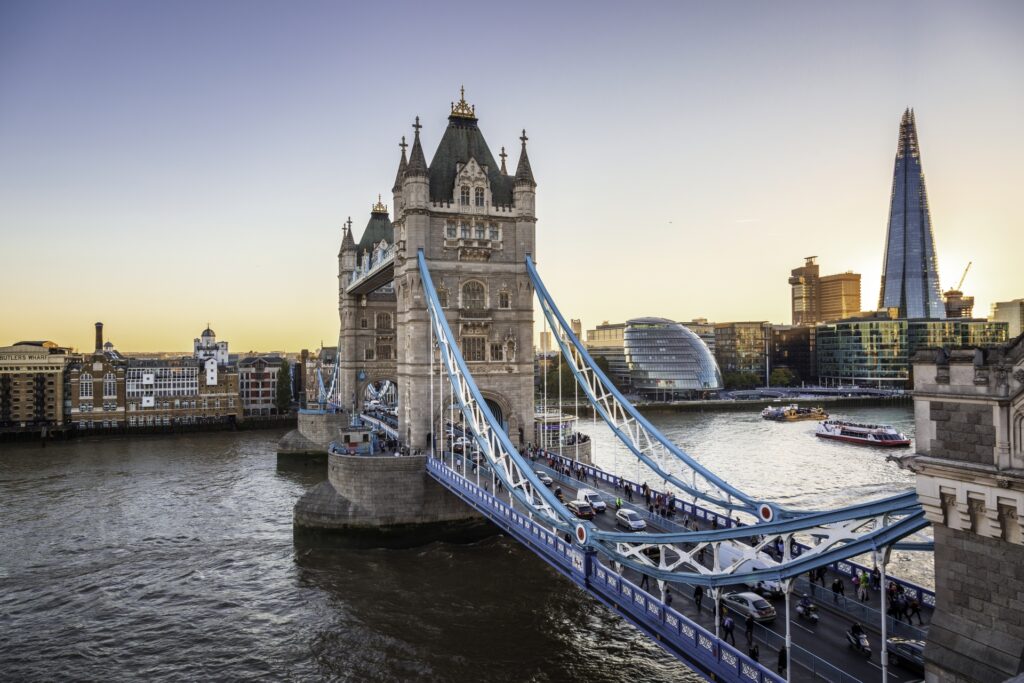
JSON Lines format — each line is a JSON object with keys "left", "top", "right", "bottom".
{"left": 95, "top": 322, "right": 103, "bottom": 353}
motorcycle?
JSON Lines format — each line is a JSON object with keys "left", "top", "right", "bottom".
{"left": 846, "top": 629, "right": 871, "bottom": 658}
{"left": 795, "top": 600, "right": 819, "bottom": 624}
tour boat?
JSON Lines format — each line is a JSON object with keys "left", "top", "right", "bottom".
{"left": 815, "top": 420, "right": 911, "bottom": 447}
{"left": 760, "top": 404, "right": 829, "bottom": 422}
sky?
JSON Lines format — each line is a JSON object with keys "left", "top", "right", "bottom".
{"left": 1, "top": 0, "right": 1022, "bottom": 352}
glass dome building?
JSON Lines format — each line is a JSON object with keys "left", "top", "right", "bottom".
{"left": 622, "top": 318, "right": 723, "bottom": 399}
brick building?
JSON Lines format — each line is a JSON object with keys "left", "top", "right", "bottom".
{"left": 238, "top": 354, "right": 286, "bottom": 416}
{"left": 68, "top": 322, "right": 127, "bottom": 430}
{"left": 0, "top": 341, "right": 72, "bottom": 433}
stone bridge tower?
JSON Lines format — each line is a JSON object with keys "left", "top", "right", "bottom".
{"left": 904, "top": 335, "right": 1024, "bottom": 682}
{"left": 338, "top": 202, "right": 399, "bottom": 412}
{"left": 392, "top": 90, "right": 536, "bottom": 451}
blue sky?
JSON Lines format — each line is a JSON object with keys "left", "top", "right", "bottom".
{"left": 2, "top": 0, "right": 1022, "bottom": 350}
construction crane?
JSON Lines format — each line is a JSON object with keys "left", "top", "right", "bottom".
{"left": 954, "top": 261, "right": 972, "bottom": 292}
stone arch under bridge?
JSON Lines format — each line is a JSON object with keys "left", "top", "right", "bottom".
{"left": 358, "top": 372, "right": 398, "bottom": 409}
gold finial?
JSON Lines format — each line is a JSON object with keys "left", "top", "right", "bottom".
{"left": 450, "top": 84, "right": 476, "bottom": 119}
{"left": 372, "top": 194, "right": 388, "bottom": 213}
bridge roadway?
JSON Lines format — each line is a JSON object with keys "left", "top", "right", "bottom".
{"left": 447, "top": 448, "right": 929, "bottom": 683}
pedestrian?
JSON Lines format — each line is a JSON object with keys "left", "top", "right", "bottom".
{"left": 694, "top": 585, "right": 703, "bottom": 613}
{"left": 744, "top": 613, "right": 754, "bottom": 645}
{"left": 808, "top": 571, "right": 817, "bottom": 597}
{"left": 777, "top": 648, "right": 787, "bottom": 676}
{"left": 907, "top": 597, "right": 922, "bottom": 625}
{"left": 831, "top": 578, "right": 841, "bottom": 604}
{"left": 748, "top": 643, "right": 759, "bottom": 663}
{"left": 837, "top": 577, "right": 846, "bottom": 599}
{"left": 722, "top": 615, "right": 736, "bottom": 646}
{"left": 640, "top": 573, "right": 650, "bottom": 591}
{"left": 665, "top": 588, "right": 673, "bottom": 608}
{"left": 871, "top": 566, "right": 881, "bottom": 591}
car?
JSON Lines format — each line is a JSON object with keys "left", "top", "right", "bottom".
{"left": 886, "top": 637, "right": 925, "bottom": 672}
{"left": 534, "top": 470, "right": 554, "bottom": 487}
{"left": 722, "top": 591, "right": 776, "bottom": 622}
{"left": 615, "top": 508, "right": 647, "bottom": 531}
{"left": 566, "top": 500, "right": 595, "bottom": 520}
{"left": 747, "top": 576, "right": 785, "bottom": 599}
{"left": 576, "top": 488, "right": 607, "bottom": 513}
{"left": 452, "top": 436, "right": 471, "bottom": 452}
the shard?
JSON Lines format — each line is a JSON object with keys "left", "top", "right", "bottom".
{"left": 878, "top": 109, "right": 945, "bottom": 319}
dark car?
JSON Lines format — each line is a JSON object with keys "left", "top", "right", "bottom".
{"left": 567, "top": 500, "right": 595, "bottom": 520}
{"left": 886, "top": 637, "right": 925, "bottom": 672}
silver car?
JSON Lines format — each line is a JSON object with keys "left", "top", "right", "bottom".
{"left": 722, "top": 591, "right": 776, "bottom": 622}
{"left": 616, "top": 508, "right": 647, "bottom": 531}
{"left": 534, "top": 470, "right": 554, "bottom": 487}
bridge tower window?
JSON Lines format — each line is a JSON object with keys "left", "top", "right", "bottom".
{"left": 461, "top": 281, "right": 485, "bottom": 310}
{"left": 474, "top": 187, "right": 485, "bottom": 207}
{"left": 446, "top": 222, "right": 456, "bottom": 239}
{"left": 460, "top": 221, "right": 469, "bottom": 239}
{"left": 80, "top": 373, "right": 93, "bottom": 399}
{"left": 375, "top": 313, "right": 392, "bottom": 330}
{"left": 499, "top": 291, "right": 510, "bottom": 309}
{"left": 460, "top": 186, "right": 470, "bottom": 205}
{"left": 375, "top": 342, "right": 392, "bottom": 360}
{"left": 489, "top": 224, "right": 500, "bottom": 241}
{"left": 462, "top": 337, "right": 486, "bottom": 362}
{"left": 364, "top": 348, "right": 375, "bottom": 361}
{"left": 490, "top": 343, "right": 504, "bottom": 362}
{"left": 360, "top": 318, "right": 368, "bottom": 329}
{"left": 475, "top": 224, "right": 485, "bottom": 239}
{"left": 438, "top": 288, "right": 449, "bottom": 308}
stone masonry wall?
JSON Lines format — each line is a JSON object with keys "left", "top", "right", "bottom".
{"left": 930, "top": 401, "right": 996, "bottom": 465}
{"left": 928, "top": 524, "right": 1024, "bottom": 682}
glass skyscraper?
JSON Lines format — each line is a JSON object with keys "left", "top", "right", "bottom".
{"left": 878, "top": 109, "right": 946, "bottom": 319}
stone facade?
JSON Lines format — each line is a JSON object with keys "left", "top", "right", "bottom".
{"left": 900, "top": 335, "right": 1024, "bottom": 682}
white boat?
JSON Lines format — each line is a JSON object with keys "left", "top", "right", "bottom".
{"left": 815, "top": 420, "right": 911, "bottom": 447}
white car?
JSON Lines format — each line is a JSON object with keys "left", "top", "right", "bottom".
{"left": 534, "top": 470, "right": 554, "bottom": 487}
{"left": 577, "top": 489, "right": 607, "bottom": 513}
{"left": 616, "top": 508, "right": 647, "bottom": 531}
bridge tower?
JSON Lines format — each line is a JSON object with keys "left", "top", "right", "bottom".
{"left": 338, "top": 201, "right": 399, "bottom": 412}
{"left": 393, "top": 90, "right": 536, "bottom": 451}
{"left": 905, "top": 336, "right": 1024, "bottom": 682}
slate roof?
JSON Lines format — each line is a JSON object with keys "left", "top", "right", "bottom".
{"left": 428, "top": 116, "right": 515, "bottom": 206}
{"left": 357, "top": 210, "right": 394, "bottom": 257}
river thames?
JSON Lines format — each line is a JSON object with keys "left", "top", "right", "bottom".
{"left": 0, "top": 404, "right": 924, "bottom": 682}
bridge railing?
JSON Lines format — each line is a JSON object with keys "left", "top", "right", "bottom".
{"left": 537, "top": 448, "right": 936, "bottom": 610}
{"left": 428, "top": 456, "right": 785, "bottom": 683}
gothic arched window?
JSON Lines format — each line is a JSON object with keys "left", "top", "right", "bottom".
{"left": 103, "top": 373, "right": 117, "bottom": 398}
{"left": 474, "top": 187, "right": 484, "bottom": 207}
{"left": 460, "top": 186, "right": 470, "bottom": 205}
{"left": 462, "top": 281, "right": 485, "bottom": 310}
{"left": 375, "top": 312, "right": 392, "bottom": 330}
{"left": 80, "top": 373, "right": 93, "bottom": 399}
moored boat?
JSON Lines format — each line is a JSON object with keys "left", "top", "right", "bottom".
{"left": 815, "top": 420, "right": 911, "bottom": 447}
{"left": 761, "top": 404, "right": 829, "bottom": 422}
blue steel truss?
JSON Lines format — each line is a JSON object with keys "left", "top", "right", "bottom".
{"left": 418, "top": 251, "right": 930, "bottom": 591}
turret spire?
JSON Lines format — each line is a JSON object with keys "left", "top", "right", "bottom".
{"left": 392, "top": 136, "right": 408, "bottom": 191}
{"left": 499, "top": 146, "right": 507, "bottom": 174}
{"left": 339, "top": 216, "right": 356, "bottom": 254}
{"left": 514, "top": 129, "right": 536, "bottom": 186}
{"left": 406, "top": 116, "right": 429, "bottom": 177}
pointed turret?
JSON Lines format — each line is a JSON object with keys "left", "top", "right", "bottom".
{"left": 392, "top": 136, "right": 408, "bottom": 192}
{"left": 514, "top": 129, "right": 536, "bottom": 187}
{"left": 499, "top": 146, "right": 508, "bottom": 175}
{"left": 338, "top": 217, "right": 355, "bottom": 257}
{"left": 406, "top": 117, "right": 429, "bottom": 177}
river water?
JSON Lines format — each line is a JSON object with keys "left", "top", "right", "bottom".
{"left": 0, "top": 404, "right": 925, "bottom": 682}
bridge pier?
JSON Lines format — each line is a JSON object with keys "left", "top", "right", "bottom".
{"left": 293, "top": 451, "right": 490, "bottom": 545}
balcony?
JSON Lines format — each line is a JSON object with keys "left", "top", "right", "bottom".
{"left": 444, "top": 237, "right": 501, "bottom": 262}
{"left": 459, "top": 307, "right": 492, "bottom": 322}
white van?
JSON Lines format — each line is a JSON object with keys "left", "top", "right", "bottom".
{"left": 576, "top": 488, "right": 607, "bottom": 513}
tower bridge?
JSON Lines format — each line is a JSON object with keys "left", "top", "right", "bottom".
{"left": 295, "top": 94, "right": 1024, "bottom": 683}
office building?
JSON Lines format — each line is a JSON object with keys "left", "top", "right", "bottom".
{"left": 878, "top": 109, "right": 945, "bottom": 319}
{"left": 714, "top": 322, "right": 769, "bottom": 379}
{"left": 238, "top": 355, "right": 287, "bottom": 416}
{"left": 770, "top": 325, "right": 815, "bottom": 384}
{"left": 816, "top": 315, "right": 1008, "bottom": 387}
{"left": 681, "top": 318, "right": 716, "bottom": 355}
{"left": 789, "top": 257, "right": 861, "bottom": 324}
{"left": 991, "top": 299, "right": 1024, "bottom": 338}
{"left": 538, "top": 330, "right": 553, "bottom": 354}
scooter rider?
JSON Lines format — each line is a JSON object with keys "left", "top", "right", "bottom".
{"left": 850, "top": 622, "right": 864, "bottom": 638}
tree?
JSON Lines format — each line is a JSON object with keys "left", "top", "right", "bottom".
{"left": 541, "top": 354, "right": 612, "bottom": 401}
{"left": 769, "top": 368, "right": 798, "bottom": 387}
{"left": 723, "top": 371, "right": 761, "bottom": 390}
{"left": 275, "top": 359, "right": 292, "bottom": 414}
